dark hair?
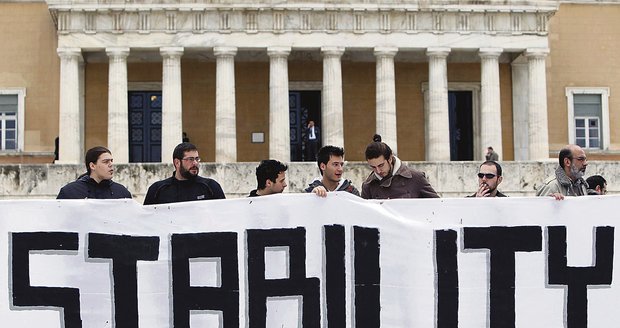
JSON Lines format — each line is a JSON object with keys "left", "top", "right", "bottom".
{"left": 85, "top": 146, "right": 111, "bottom": 174}
{"left": 586, "top": 175, "right": 606, "bottom": 190}
{"left": 173, "top": 142, "right": 198, "bottom": 160}
{"left": 480, "top": 160, "right": 502, "bottom": 177}
{"left": 365, "top": 134, "right": 393, "bottom": 160}
{"left": 256, "top": 159, "right": 288, "bottom": 190}
{"left": 317, "top": 146, "right": 344, "bottom": 175}
{"left": 558, "top": 147, "right": 573, "bottom": 168}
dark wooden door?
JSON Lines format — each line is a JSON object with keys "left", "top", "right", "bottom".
{"left": 128, "top": 91, "right": 162, "bottom": 163}
{"left": 448, "top": 91, "right": 474, "bottom": 161}
{"left": 289, "top": 91, "right": 321, "bottom": 162}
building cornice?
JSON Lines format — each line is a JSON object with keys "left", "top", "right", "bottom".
{"left": 46, "top": 1, "right": 558, "bottom": 37}
{"left": 559, "top": 0, "right": 620, "bottom": 4}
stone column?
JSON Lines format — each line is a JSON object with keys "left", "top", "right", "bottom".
{"left": 426, "top": 47, "right": 451, "bottom": 161}
{"left": 321, "top": 46, "right": 345, "bottom": 148}
{"left": 374, "top": 46, "right": 398, "bottom": 153}
{"left": 106, "top": 47, "right": 130, "bottom": 163}
{"left": 160, "top": 47, "right": 184, "bottom": 162}
{"left": 525, "top": 48, "right": 550, "bottom": 161}
{"left": 267, "top": 46, "right": 291, "bottom": 162}
{"left": 479, "top": 48, "right": 503, "bottom": 160}
{"left": 214, "top": 46, "right": 238, "bottom": 163}
{"left": 57, "top": 48, "right": 84, "bottom": 164}
{"left": 511, "top": 55, "right": 529, "bottom": 161}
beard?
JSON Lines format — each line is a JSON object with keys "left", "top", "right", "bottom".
{"left": 570, "top": 163, "right": 585, "bottom": 180}
{"left": 481, "top": 182, "right": 497, "bottom": 193}
{"left": 179, "top": 164, "right": 198, "bottom": 179}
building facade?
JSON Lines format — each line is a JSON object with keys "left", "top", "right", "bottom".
{"left": 0, "top": 0, "right": 619, "bottom": 164}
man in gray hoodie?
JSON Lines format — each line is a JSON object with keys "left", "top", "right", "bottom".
{"left": 305, "top": 145, "right": 360, "bottom": 197}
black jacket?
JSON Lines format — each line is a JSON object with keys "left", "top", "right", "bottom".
{"left": 143, "top": 173, "right": 225, "bottom": 205}
{"left": 467, "top": 190, "right": 508, "bottom": 197}
{"left": 57, "top": 175, "right": 132, "bottom": 199}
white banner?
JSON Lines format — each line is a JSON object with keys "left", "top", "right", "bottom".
{"left": 0, "top": 193, "right": 617, "bottom": 328}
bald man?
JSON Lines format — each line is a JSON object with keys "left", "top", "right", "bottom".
{"left": 536, "top": 144, "right": 588, "bottom": 200}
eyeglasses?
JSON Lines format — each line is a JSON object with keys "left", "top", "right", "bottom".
{"left": 572, "top": 156, "right": 587, "bottom": 162}
{"left": 182, "top": 157, "right": 201, "bottom": 163}
{"left": 477, "top": 173, "right": 496, "bottom": 179}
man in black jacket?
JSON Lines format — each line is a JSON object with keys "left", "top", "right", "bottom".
{"left": 304, "top": 120, "right": 320, "bottom": 161}
{"left": 248, "top": 159, "right": 288, "bottom": 197}
{"left": 143, "top": 142, "right": 225, "bottom": 205}
{"left": 468, "top": 161, "right": 507, "bottom": 197}
{"left": 57, "top": 146, "right": 132, "bottom": 199}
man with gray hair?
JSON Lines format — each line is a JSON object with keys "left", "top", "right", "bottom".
{"left": 536, "top": 144, "right": 588, "bottom": 200}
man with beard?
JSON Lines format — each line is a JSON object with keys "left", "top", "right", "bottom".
{"left": 361, "top": 135, "right": 439, "bottom": 199}
{"left": 143, "top": 142, "right": 225, "bottom": 205}
{"left": 305, "top": 145, "right": 360, "bottom": 197}
{"left": 468, "top": 161, "right": 507, "bottom": 197}
{"left": 57, "top": 146, "right": 132, "bottom": 199}
{"left": 536, "top": 144, "right": 588, "bottom": 200}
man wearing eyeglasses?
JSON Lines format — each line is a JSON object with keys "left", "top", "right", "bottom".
{"left": 468, "top": 161, "right": 506, "bottom": 197}
{"left": 536, "top": 144, "right": 588, "bottom": 200}
{"left": 143, "top": 142, "right": 225, "bottom": 205}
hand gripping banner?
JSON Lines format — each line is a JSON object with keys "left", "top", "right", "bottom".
{"left": 0, "top": 193, "right": 616, "bottom": 327}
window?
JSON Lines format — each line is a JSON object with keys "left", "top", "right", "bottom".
{"left": 0, "top": 95, "right": 18, "bottom": 150}
{"left": 575, "top": 117, "right": 599, "bottom": 148}
{"left": 0, "top": 89, "right": 25, "bottom": 152}
{"left": 566, "top": 88, "right": 610, "bottom": 150}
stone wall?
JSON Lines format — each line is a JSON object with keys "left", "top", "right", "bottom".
{"left": 1, "top": 161, "right": 617, "bottom": 202}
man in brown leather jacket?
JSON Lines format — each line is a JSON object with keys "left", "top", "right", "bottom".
{"left": 361, "top": 135, "right": 439, "bottom": 199}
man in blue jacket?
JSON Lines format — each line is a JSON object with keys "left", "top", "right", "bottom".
{"left": 144, "top": 142, "right": 225, "bottom": 205}
{"left": 57, "top": 146, "right": 132, "bottom": 199}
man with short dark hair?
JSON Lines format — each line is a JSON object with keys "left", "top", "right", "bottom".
{"left": 485, "top": 146, "right": 499, "bottom": 161}
{"left": 586, "top": 175, "right": 607, "bottom": 195}
{"left": 362, "top": 134, "right": 439, "bottom": 199}
{"left": 57, "top": 146, "right": 132, "bottom": 199}
{"left": 305, "top": 145, "right": 359, "bottom": 197}
{"left": 468, "top": 161, "right": 507, "bottom": 197}
{"left": 144, "top": 142, "right": 225, "bottom": 205}
{"left": 305, "top": 120, "right": 320, "bottom": 161}
{"left": 249, "top": 159, "right": 288, "bottom": 197}
{"left": 536, "top": 144, "right": 588, "bottom": 200}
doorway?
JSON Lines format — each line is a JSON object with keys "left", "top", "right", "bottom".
{"left": 128, "top": 91, "right": 162, "bottom": 163}
{"left": 448, "top": 91, "right": 474, "bottom": 161}
{"left": 289, "top": 90, "right": 321, "bottom": 162}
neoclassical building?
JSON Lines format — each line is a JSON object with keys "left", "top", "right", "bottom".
{"left": 1, "top": 0, "right": 619, "bottom": 164}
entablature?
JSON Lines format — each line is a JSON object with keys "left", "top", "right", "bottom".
{"left": 46, "top": 1, "right": 558, "bottom": 37}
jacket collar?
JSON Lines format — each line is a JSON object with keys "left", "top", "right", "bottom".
{"left": 554, "top": 166, "right": 588, "bottom": 188}
{"left": 368, "top": 157, "right": 413, "bottom": 187}
{"left": 79, "top": 174, "right": 111, "bottom": 186}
